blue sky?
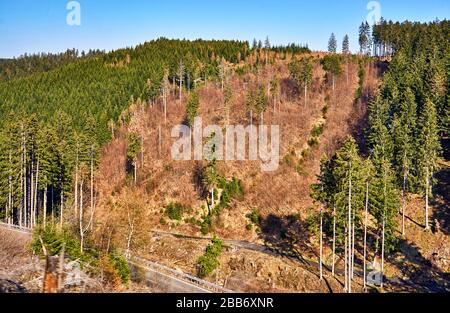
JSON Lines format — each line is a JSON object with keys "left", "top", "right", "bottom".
{"left": 0, "top": 0, "right": 448, "bottom": 58}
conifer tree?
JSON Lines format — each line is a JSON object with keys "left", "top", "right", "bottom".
{"left": 289, "top": 57, "right": 313, "bottom": 108}
{"left": 186, "top": 90, "right": 200, "bottom": 127}
{"left": 391, "top": 88, "right": 416, "bottom": 235}
{"left": 333, "top": 138, "right": 365, "bottom": 292}
{"left": 342, "top": 35, "right": 350, "bottom": 84}
{"left": 416, "top": 99, "right": 440, "bottom": 230}
{"left": 320, "top": 55, "right": 342, "bottom": 92}
{"left": 342, "top": 35, "right": 350, "bottom": 54}
{"left": 328, "top": 33, "right": 337, "bottom": 53}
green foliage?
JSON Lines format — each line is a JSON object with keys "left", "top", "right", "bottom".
{"left": 0, "top": 39, "right": 249, "bottom": 222}
{"left": 328, "top": 33, "right": 337, "bottom": 53}
{"left": 368, "top": 20, "right": 445, "bottom": 197}
{"left": 307, "top": 137, "right": 319, "bottom": 148}
{"left": 289, "top": 57, "right": 313, "bottom": 91}
{"left": 31, "top": 224, "right": 130, "bottom": 284}
{"left": 108, "top": 253, "right": 131, "bottom": 284}
{"left": 197, "top": 236, "right": 223, "bottom": 278}
{"left": 165, "top": 202, "right": 186, "bottom": 221}
{"left": 311, "top": 138, "right": 367, "bottom": 243}
{"left": 186, "top": 90, "right": 200, "bottom": 126}
{"left": 127, "top": 132, "right": 141, "bottom": 162}
{"left": 246, "top": 208, "right": 261, "bottom": 226}
{"left": 0, "top": 49, "right": 104, "bottom": 82}
{"left": 200, "top": 216, "right": 212, "bottom": 235}
{"left": 246, "top": 85, "right": 268, "bottom": 115}
{"left": 342, "top": 34, "right": 350, "bottom": 54}
{"left": 311, "top": 124, "right": 324, "bottom": 138}
{"left": 31, "top": 224, "right": 88, "bottom": 261}
{"left": 355, "top": 58, "right": 366, "bottom": 99}
{"left": 306, "top": 209, "right": 319, "bottom": 237}
{"left": 320, "top": 55, "right": 342, "bottom": 77}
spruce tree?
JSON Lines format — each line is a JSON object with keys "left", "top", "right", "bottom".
{"left": 186, "top": 90, "right": 200, "bottom": 127}
{"left": 328, "top": 33, "right": 337, "bottom": 53}
{"left": 416, "top": 99, "right": 441, "bottom": 230}
{"left": 342, "top": 35, "right": 350, "bottom": 54}
{"left": 391, "top": 88, "right": 417, "bottom": 235}
{"left": 289, "top": 57, "right": 313, "bottom": 108}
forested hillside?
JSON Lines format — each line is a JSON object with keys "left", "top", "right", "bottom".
{"left": 312, "top": 19, "right": 449, "bottom": 291}
{"left": 0, "top": 19, "right": 448, "bottom": 293}
{"left": 0, "top": 38, "right": 249, "bottom": 229}
{"left": 0, "top": 49, "right": 104, "bottom": 82}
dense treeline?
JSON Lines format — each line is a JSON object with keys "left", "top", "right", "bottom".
{"left": 0, "top": 48, "right": 104, "bottom": 82}
{"left": 0, "top": 38, "right": 249, "bottom": 228}
{"left": 313, "top": 20, "right": 448, "bottom": 292}
{"left": 372, "top": 19, "right": 449, "bottom": 58}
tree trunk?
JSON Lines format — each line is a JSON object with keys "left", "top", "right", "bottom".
{"left": 332, "top": 75, "right": 335, "bottom": 93}
{"left": 402, "top": 167, "right": 407, "bottom": 236}
{"left": 34, "top": 159, "right": 39, "bottom": 228}
{"left": 43, "top": 183, "right": 47, "bottom": 227}
{"left": 7, "top": 152, "right": 12, "bottom": 225}
{"left": 163, "top": 89, "right": 167, "bottom": 124}
{"left": 31, "top": 160, "right": 34, "bottom": 228}
{"left": 344, "top": 226, "right": 348, "bottom": 292}
{"left": 158, "top": 125, "right": 162, "bottom": 157}
{"left": 90, "top": 151, "right": 94, "bottom": 214}
{"left": 363, "top": 181, "right": 369, "bottom": 289}
{"left": 79, "top": 180, "right": 84, "bottom": 253}
{"left": 347, "top": 162, "right": 352, "bottom": 293}
{"left": 381, "top": 217, "right": 385, "bottom": 288}
{"left": 351, "top": 219, "right": 355, "bottom": 279}
{"left": 179, "top": 73, "right": 182, "bottom": 105}
{"left": 332, "top": 204, "right": 336, "bottom": 276}
{"left": 74, "top": 150, "right": 79, "bottom": 216}
{"left": 126, "top": 212, "right": 135, "bottom": 260}
{"left": 60, "top": 181, "right": 64, "bottom": 227}
{"left": 140, "top": 131, "right": 144, "bottom": 169}
{"left": 346, "top": 60, "right": 349, "bottom": 85}
{"left": 134, "top": 159, "right": 137, "bottom": 185}
{"left": 425, "top": 166, "right": 430, "bottom": 230}
{"left": 319, "top": 207, "right": 323, "bottom": 281}
{"left": 304, "top": 83, "right": 307, "bottom": 109}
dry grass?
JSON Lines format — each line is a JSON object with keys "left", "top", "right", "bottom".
{"left": 91, "top": 56, "right": 386, "bottom": 292}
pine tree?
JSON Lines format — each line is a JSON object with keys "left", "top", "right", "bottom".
{"left": 127, "top": 132, "right": 141, "bottom": 185}
{"left": 255, "top": 85, "right": 268, "bottom": 124}
{"left": 416, "top": 99, "right": 441, "bottom": 230}
{"left": 223, "top": 83, "right": 232, "bottom": 126}
{"left": 370, "top": 156, "right": 400, "bottom": 288}
{"left": 313, "top": 137, "right": 365, "bottom": 292}
{"left": 342, "top": 35, "right": 350, "bottom": 54}
{"left": 289, "top": 57, "right": 313, "bottom": 108}
{"left": 186, "top": 90, "right": 200, "bottom": 126}
{"left": 391, "top": 88, "right": 416, "bottom": 235}
{"left": 252, "top": 38, "right": 258, "bottom": 50}
{"left": 320, "top": 55, "right": 342, "bottom": 92}
{"left": 161, "top": 68, "right": 170, "bottom": 124}
{"left": 264, "top": 36, "right": 271, "bottom": 65}
{"left": 328, "top": 33, "right": 337, "bottom": 53}
{"left": 359, "top": 22, "right": 369, "bottom": 55}
{"left": 332, "top": 137, "right": 365, "bottom": 292}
